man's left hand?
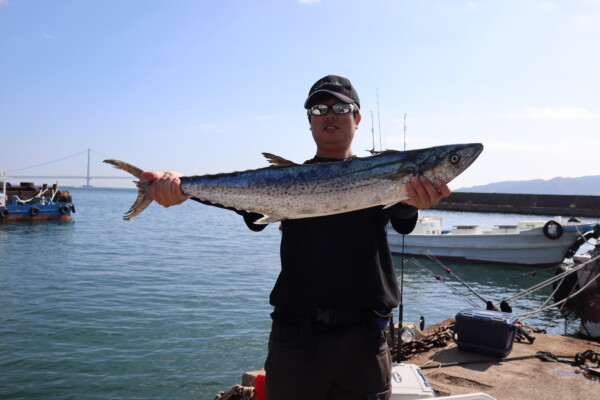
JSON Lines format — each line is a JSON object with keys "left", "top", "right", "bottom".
{"left": 402, "top": 176, "right": 451, "bottom": 209}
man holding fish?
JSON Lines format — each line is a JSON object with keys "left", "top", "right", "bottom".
{"left": 134, "top": 75, "right": 468, "bottom": 399}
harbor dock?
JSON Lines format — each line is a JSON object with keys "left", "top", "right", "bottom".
{"left": 227, "top": 319, "right": 600, "bottom": 400}
{"left": 405, "top": 319, "right": 600, "bottom": 399}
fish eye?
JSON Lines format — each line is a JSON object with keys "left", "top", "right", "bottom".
{"left": 449, "top": 153, "right": 460, "bottom": 164}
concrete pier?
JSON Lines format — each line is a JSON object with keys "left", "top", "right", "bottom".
{"left": 410, "top": 319, "right": 600, "bottom": 399}
{"left": 230, "top": 320, "right": 599, "bottom": 400}
{"left": 434, "top": 192, "right": 600, "bottom": 217}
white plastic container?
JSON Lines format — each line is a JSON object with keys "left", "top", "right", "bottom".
{"left": 390, "top": 364, "right": 435, "bottom": 399}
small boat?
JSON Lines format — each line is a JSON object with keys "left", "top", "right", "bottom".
{"left": 387, "top": 216, "right": 599, "bottom": 267}
{"left": 553, "top": 241, "right": 600, "bottom": 338}
{"left": 0, "top": 172, "right": 76, "bottom": 222}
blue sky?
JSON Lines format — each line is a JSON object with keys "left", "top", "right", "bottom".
{"left": 1, "top": 0, "right": 599, "bottom": 189}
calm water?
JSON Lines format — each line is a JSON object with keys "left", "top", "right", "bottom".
{"left": 0, "top": 188, "right": 596, "bottom": 399}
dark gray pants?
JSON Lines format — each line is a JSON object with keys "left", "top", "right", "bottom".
{"left": 264, "top": 320, "right": 391, "bottom": 400}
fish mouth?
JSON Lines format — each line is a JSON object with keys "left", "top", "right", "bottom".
{"left": 468, "top": 143, "right": 484, "bottom": 164}
{"left": 458, "top": 143, "right": 484, "bottom": 171}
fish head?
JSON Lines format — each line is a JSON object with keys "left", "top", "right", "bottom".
{"left": 421, "top": 143, "right": 484, "bottom": 184}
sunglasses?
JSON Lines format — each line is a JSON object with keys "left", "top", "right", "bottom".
{"left": 307, "top": 103, "right": 358, "bottom": 116}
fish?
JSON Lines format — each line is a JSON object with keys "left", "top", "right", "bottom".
{"left": 104, "top": 143, "right": 483, "bottom": 223}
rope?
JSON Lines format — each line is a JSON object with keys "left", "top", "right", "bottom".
{"left": 507, "top": 265, "right": 557, "bottom": 281}
{"left": 517, "top": 265, "right": 600, "bottom": 318}
{"left": 415, "top": 250, "right": 599, "bottom": 324}
{"left": 10, "top": 188, "right": 53, "bottom": 205}
{"left": 420, "top": 353, "right": 539, "bottom": 370}
{"left": 214, "top": 385, "right": 255, "bottom": 400}
{"left": 503, "top": 255, "right": 600, "bottom": 304}
{"left": 529, "top": 267, "right": 577, "bottom": 324}
{"left": 420, "top": 349, "right": 600, "bottom": 370}
{"left": 14, "top": 196, "right": 33, "bottom": 204}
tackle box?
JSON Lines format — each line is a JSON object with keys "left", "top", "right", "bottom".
{"left": 453, "top": 308, "right": 518, "bottom": 358}
{"left": 390, "top": 363, "right": 435, "bottom": 399}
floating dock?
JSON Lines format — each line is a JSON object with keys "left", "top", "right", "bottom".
{"left": 434, "top": 192, "right": 600, "bottom": 218}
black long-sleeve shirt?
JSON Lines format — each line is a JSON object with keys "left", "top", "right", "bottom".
{"left": 194, "top": 156, "right": 418, "bottom": 312}
{"left": 266, "top": 156, "right": 418, "bottom": 312}
{"left": 270, "top": 203, "right": 416, "bottom": 312}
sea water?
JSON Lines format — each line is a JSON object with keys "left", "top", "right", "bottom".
{"left": 0, "top": 188, "right": 596, "bottom": 399}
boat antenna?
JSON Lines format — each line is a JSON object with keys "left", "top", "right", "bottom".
{"left": 370, "top": 111, "right": 375, "bottom": 154}
{"left": 403, "top": 113, "right": 407, "bottom": 151}
{"left": 376, "top": 87, "right": 382, "bottom": 151}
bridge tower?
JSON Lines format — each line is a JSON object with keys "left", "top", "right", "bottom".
{"left": 82, "top": 148, "right": 93, "bottom": 188}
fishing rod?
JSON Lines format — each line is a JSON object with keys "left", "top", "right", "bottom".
{"left": 424, "top": 252, "right": 513, "bottom": 312}
{"left": 420, "top": 252, "right": 541, "bottom": 341}
{"left": 396, "top": 233, "right": 407, "bottom": 360}
{"left": 410, "top": 257, "right": 480, "bottom": 308}
{"left": 395, "top": 105, "right": 411, "bottom": 360}
{"left": 396, "top": 106, "right": 404, "bottom": 361}
{"left": 425, "top": 252, "right": 490, "bottom": 304}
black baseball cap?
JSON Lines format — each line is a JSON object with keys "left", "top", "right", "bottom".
{"left": 304, "top": 75, "right": 360, "bottom": 109}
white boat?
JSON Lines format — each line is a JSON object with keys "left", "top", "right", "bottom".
{"left": 387, "top": 216, "right": 599, "bottom": 267}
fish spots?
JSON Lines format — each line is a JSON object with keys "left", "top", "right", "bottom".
{"left": 177, "top": 143, "right": 482, "bottom": 223}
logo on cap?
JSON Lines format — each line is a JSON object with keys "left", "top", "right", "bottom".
{"left": 313, "top": 80, "right": 343, "bottom": 91}
{"left": 304, "top": 75, "right": 360, "bottom": 109}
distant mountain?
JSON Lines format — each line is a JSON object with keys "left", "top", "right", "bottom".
{"left": 456, "top": 175, "right": 600, "bottom": 196}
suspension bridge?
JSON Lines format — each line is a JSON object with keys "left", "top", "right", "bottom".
{"left": 4, "top": 149, "right": 131, "bottom": 187}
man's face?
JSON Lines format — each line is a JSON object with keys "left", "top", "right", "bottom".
{"left": 309, "top": 97, "right": 361, "bottom": 157}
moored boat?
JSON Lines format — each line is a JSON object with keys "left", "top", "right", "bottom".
{"left": 553, "top": 241, "right": 600, "bottom": 338}
{"left": 387, "top": 216, "right": 599, "bottom": 267}
{"left": 0, "top": 173, "right": 75, "bottom": 222}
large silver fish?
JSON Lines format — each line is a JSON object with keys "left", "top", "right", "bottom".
{"left": 104, "top": 143, "right": 483, "bottom": 223}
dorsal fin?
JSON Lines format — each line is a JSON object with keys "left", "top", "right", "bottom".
{"left": 262, "top": 152, "right": 297, "bottom": 167}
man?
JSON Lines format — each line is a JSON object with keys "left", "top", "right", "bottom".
{"left": 142, "top": 75, "right": 450, "bottom": 399}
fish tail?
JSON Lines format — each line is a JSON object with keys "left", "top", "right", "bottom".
{"left": 103, "top": 159, "right": 153, "bottom": 220}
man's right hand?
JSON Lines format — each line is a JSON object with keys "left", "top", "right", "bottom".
{"left": 140, "top": 171, "right": 188, "bottom": 207}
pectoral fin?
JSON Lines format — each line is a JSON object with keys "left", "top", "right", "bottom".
{"left": 254, "top": 214, "right": 286, "bottom": 224}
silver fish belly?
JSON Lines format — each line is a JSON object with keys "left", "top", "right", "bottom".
{"left": 105, "top": 143, "right": 483, "bottom": 222}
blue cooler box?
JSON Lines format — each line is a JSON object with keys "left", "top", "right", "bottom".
{"left": 453, "top": 309, "right": 518, "bottom": 358}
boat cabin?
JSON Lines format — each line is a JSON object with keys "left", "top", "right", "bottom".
{"left": 451, "top": 225, "right": 482, "bottom": 235}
